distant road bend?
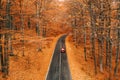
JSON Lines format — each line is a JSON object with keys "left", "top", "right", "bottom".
{"left": 46, "top": 35, "right": 72, "bottom": 80}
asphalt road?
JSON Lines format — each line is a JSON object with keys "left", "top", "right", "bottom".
{"left": 46, "top": 35, "right": 72, "bottom": 80}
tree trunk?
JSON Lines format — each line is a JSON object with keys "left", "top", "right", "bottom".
{"left": 114, "top": 28, "right": 120, "bottom": 76}
{"left": 106, "top": 28, "right": 110, "bottom": 66}
{"left": 88, "top": 2, "right": 97, "bottom": 74}
{"left": 20, "top": 0, "right": 25, "bottom": 56}
{"left": 6, "top": 0, "right": 11, "bottom": 29}
{"left": 36, "top": 1, "right": 40, "bottom": 36}
{"left": 2, "top": 34, "right": 9, "bottom": 78}
{"left": 0, "top": 34, "right": 4, "bottom": 73}
{"left": 109, "top": 39, "right": 112, "bottom": 80}
{"left": 84, "top": 26, "right": 87, "bottom": 61}
{"left": 0, "top": 34, "right": 2, "bottom": 70}
{"left": 81, "top": 9, "right": 87, "bottom": 61}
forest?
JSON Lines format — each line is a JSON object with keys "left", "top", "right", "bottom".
{"left": 0, "top": 0, "right": 120, "bottom": 80}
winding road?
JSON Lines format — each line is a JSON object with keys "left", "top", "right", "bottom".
{"left": 46, "top": 35, "right": 72, "bottom": 80}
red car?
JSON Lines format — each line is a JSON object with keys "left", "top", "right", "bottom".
{"left": 61, "top": 47, "right": 65, "bottom": 53}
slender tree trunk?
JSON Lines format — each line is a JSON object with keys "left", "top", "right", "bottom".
{"left": 0, "top": 34, "right": 4, "bottom": 73}
{"left": 90, "top": 13, "right": 97, "bottom": 74}
{"left": 6, "top": 0, "right": 14, "bottom": 56}
{"left": 99, "top": 28, "right": 104, "bottom": 73}
{"left": 20, "top": 0, "right": 24, "bottom": 56}
{"left": 99, "top": 29, "right": 104, "bottom": 73}
{"left": 106, "top": 39, "right": 109, "bottom": 66}
{"left": 36, "top": 1, "right": 40, "bottom": 36}
{"left": 0, "top": 34, "right": 2, "bottom": 70}
{"left": 36, "top": 0, "right": 43, "bottom": 52}
{"left": 6, "top": 0, "right": 10, "bottom": 29}
{"left": 105, "top": 0, "right": 111, "bottom": 68}
{"left": 84, "top": 25, "right": 87, "bottom": 61}
{"left": 81, "top": 9, "right": 87, "bottom": 61}
{"left": 91, "top": 32, "right": 97, "bottom": 74}
{"left": 2, "top": 0, "right": 11, "bottom": 77}
{"left": 2, "top": 34, "right": 9, "bottom": 78}
{"left": 99, "top": 1, "right": 106, "bottom": 72}
{"left": 106, "top": 28, "right": 110, "bottom": 66}
{"left": 109, "top": 38, "right": 112, "bottom": 80}
{"left": 114, "top": 28, "right": 120, "bottom": 76}
{"left": 88, "top": 2, "right": 97, "bottom": 74}
{"left": 106, "top": 27, "right": 112, "bottom": 80}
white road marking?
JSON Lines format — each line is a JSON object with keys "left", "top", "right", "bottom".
{"left": 59, "top": 52, "right": 61, "bottom": 80}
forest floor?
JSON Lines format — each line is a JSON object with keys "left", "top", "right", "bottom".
{"left": 66, "top": 35, "right": 120, "bottom": 80}
{"left": 0, "top": 31, "right": 119, "bottom": 80}
{"left": 0, "top": 30, "right": 62, "bottom": 80}
{"left": 66, "top": 35, "right": 95, "bottom": 80}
